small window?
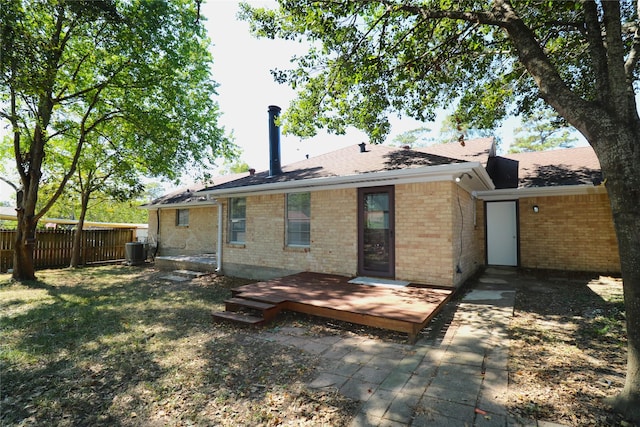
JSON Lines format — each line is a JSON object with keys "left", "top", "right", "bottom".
{"left": 228, "top": 197, "right": 246, "bottom": 243}
{"left": 176, "top": 209, "right": 189, "bottom": 227}
{"left": 286, "top": 192, "right": 310, "bottom": 247}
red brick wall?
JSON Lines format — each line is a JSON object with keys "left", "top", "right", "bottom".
{"left": 452, "top": 185, "right": 485, "bottom": 286}
{"left": 222, "top": 190, "right": 358, "bottom": 278}
{"left": 395, "top": 182, "right": 454, "bottom": 285}
{"left": 221, "top": 183, "right": 475, "bottom": 286}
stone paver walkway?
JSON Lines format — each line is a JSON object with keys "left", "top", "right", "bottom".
{"left": 252, "top": 270, "right": 567, "bottom": 426}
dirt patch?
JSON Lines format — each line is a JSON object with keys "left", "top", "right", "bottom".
{"left": 507, "top": 275, "right": 631, "bottom": 426}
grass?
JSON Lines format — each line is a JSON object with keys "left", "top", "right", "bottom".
{"left": 3, "top": 266, "right": 631, "bottom": 426}
{"left": 0, "top": 266, "right": 356, "bottom": 426}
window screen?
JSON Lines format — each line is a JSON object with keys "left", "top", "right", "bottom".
{"left": 176, "top": 209, "right": 189, "bottom": 226}
{"left": 228, "top": 198, "right": 246, "bottom": 243}
{"left": 286, "top": 192, "right": 310, "bottom": 246}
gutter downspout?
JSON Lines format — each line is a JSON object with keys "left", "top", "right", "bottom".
{"left": 153, "top": 208, "right": 160, "bottom": 260}
{"left": 216, "top": 199, "right": 223, "bottom": 273}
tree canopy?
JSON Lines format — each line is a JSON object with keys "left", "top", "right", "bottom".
{"left": 509, "top": 110, "right": 578, "bottom": 153}
{"left": 240, "top": 1, "right": 638, "bottom": 145}
{"left": 389, "top": 126, "right": 432, "bottom": 147}
{"left": 1, "top": 0, "right": 235, "bottom": 279}
{"left": 241, "top": 0, "right": 640, "bottom": 421}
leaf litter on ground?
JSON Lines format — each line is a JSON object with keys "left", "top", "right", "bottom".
{"left": 1, "top": 267, "right": 634, "bottom": 426}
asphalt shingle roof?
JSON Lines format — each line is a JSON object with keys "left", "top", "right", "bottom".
{"left": 505, "top": 146, "right": 602, "bottom": 187}
{"left": 417, "top": 137, "right": 495, "bottom": 166}
{"left": 143, "top": 173, "right": 246, "bottom": 207}
{"left": 203, "top": 138, "right": 495, "bottom": 192}
{"left": 144, "top": 139, "right": 602, "bottom": 207}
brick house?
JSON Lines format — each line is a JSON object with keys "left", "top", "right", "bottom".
{"left": 142, "top": 109, "right": 620, "bottom": 287}
{"left": 475, "top": 148, "right": 619, "bottom": 274}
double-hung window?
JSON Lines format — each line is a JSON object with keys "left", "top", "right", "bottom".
{"left": 228, "top": 197, "right": 246, "bottom": 243}
{"left": 286, "top": 192, "right": 310, "bottom": 247}
{"left": 176, "top": 209, "right": 189, "bottom": 227}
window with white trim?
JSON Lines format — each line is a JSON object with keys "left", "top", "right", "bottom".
{"left": 286, "top": 192, "right": 310, "bottom": 247}
{"left": 228, "top": 197, "right": 246, "bottom": 243}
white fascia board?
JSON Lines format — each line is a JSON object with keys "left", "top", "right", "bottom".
{"left": 197, "top": 162, "right": 493, "bottom": 198}
{"left": 469, "top": 166, "right": 496, "bottom": 191}
{"left": 140, "top": 200, "right": 219, "bottom": 211}
{"left": 473, "top": 184, "right": 606, "bottom": 201}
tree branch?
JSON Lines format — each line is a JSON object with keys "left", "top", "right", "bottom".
{"left": 55, "top": 50, "right": 93, "bottom": 100}
{"left": 35, "top": 85, "right": 106, "bottom": 221}
{"left": 625, "top": 1, "right": 640, "bottom": 78}
{"left": 0, "top": 176, "right": 20, "bottom": 192}
{"left": 624, "top": 26, "right": 640, "bottom": 77}
{"left": 53, "top": 80, "right": 109, "bottom": 104}
{"left": 386, "top": 0, "right": 503, "bottom": 27}
{"left": 55, "top": 21, "right": 108, "bottom": 99}
{"left": 10, "top": 83, "right": 28, "bottom": 187}
{"left": 601, "top": 0, "right": 636, "bottom": 122}
{"left": 582, "top": 0, "right": 609, "bottom": 104}
{"left": 492, "top": 0, "right": 604, "bottom": 141}
{"left": 57, "top": 21, "right": 120, "bottom": 102}
{"left": 350, "top": 4, "right": 392, "bottom": 56}
{"left": 46, "top": 125, "right": 75, "bottom": 140}
{"left": 388, "top": 21, "right": 478, "bottom": 76}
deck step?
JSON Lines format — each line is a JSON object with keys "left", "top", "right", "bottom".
{"left": 223, "top": 297, "right": 282, "bottom": 324}
{"left": 224, "top": 297, "right": 278, "bottom": 311}
{"left": 212, "top": 311, "right": 264, "bottom": 325}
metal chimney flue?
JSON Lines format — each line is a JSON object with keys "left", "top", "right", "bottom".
{"left": 268, "top": 105, "right": 282, "bottom": 177}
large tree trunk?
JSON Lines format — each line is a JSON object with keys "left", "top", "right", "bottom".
{"left": 69, "top": 221, "right": 84, "bottom": 269}
{"left": 597, "top": 128, "right": 640, "bottom": 421}
{"left": 12, "top": 124, "right": 45, "bottom": 282}
{"left": 12, "top": 210, "right": 37, "bottom": 281}
{"left": 498, "top": 4, "right": 640, "bottom": 420}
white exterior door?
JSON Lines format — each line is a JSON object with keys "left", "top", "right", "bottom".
{"left": 486, "top": 201, "right": 518, "bottom": 266}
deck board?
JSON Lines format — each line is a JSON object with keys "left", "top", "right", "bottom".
{"left": 231, "top": 272, "right": 454, "bottom": 340}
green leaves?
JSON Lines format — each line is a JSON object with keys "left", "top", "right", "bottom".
{"left": 1, "top": 0, "right": 235, "bottom": 222}
{"left": 508, "top": 109, "right": 578, "bottom": 153}
{"left": 240, "top": 1, "right": 629, "bottom": 144}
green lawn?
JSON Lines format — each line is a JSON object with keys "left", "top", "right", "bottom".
{"left": 0, "top": 266, "right": 355, "bottom": 426}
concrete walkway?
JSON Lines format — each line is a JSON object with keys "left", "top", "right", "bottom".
{"left": 254, "top": 270, "right": 566, "bottom": 426}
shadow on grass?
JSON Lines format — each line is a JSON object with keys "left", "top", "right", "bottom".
{"left": 203, "top": 334, "right": 316, "bottom": 397}
{"left": 506, "top": 274, "right": 628, "bottom": 425}
{"left": 509, "top": 276, "right": 626, "bottom": 354}
{"left": 0, "top": 265, "right": 255, "bottom": 425}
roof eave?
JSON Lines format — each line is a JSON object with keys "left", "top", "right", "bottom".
{"left": 197, "top": 162, "right": 493, "bottom": 198}
{"left": 473, "top": 184, "right": 607, "bottom": 200}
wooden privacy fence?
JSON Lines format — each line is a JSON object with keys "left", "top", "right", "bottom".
{"left": 0, "top": 229, "right": 135, "bottom": 273}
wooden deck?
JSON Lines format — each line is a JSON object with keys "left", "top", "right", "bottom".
{"left": 218, "top": 272, "right": 454, "bottom": 343}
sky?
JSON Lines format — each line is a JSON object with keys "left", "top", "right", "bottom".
{"left": 200, "top": 1, "right": 527, "bottom": 172}
{"left": 201, "top": 0, "right": 427, "bottom": 172}
{"left": 0, "top": 0, "right": 524, "bottom": 204}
